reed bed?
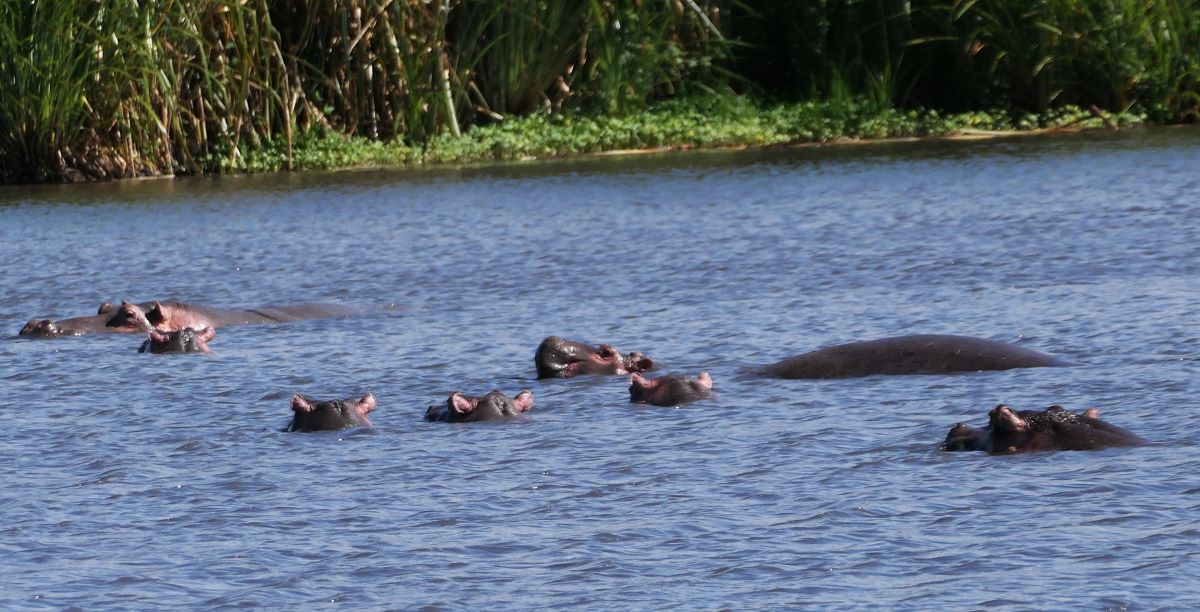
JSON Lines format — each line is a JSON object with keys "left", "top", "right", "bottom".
{"left": 1, "top": 0, "right": 1196, "bottom": 182}
{"left": 731, "top": 0, "right": 1200, "bottom": 119}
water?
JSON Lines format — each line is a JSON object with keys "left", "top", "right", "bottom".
{"left": 2, "top": 129, "right": 1198, "bottom": 609}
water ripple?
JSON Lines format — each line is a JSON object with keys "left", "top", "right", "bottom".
{"left": 2, "top": 129, "right": 1199, "bottom": 608}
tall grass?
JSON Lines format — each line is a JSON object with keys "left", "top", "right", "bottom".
{"left": 0, "top": 1, "right": 300, "bottom": 180}
{"left": 0, "top": 2, "right": 103, "bottom": 182}
{"left": 729, "top": 0, "right": 1200, "bottom": 120}
{"left": 3, "top": 0, "right": 1199, "bottom": 182}
{"left": 0, "top": 0, "right": 727, "bottom": 181}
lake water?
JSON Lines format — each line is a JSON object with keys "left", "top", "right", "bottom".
{"left": 2, "top": 129, "right": 1198, "bottom": 609}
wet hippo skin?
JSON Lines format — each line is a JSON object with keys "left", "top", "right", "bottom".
{"left": 629, "top": 372, "right": 713, "bottom": 406}
{"left": 535, "top": 336, "right": 653, "bottom": 379}
{"left": 760, "top": 334, "right": 1070, "bottom": 379}
{"left": 425, "top": 389, "right": 534, "bottom": 423}
{"left": 19, "top": 300, "right": 151, "bottom": 337}
{"left": 942, "top": 404, "right": 1145, "bottom": 454}
{"left": 20, "top": 299, "right": 361, "bottom": 338}
{"left": 288, "top": 394, "right": 377, "bottom": 432}
{"left": 138, "top": 327, "right": 216, "bottom": 354}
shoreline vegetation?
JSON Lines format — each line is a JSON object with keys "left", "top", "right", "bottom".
{"left": 234, "top": 99, "right": 1147, "bottom": 175}
{"left": 2, "top": 1, "right": 1197, "bottom": 184}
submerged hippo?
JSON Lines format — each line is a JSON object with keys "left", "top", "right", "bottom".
{"left": 942, "top": 404, "right": 1144, "bottom": 454}
{"left": 138, "top": 327, "right": 215, "bottom": 354}
{"left": 759, "top": 334, "right": 1070, "bottom": 379}
{"left": 19, "top": 300, "right": 144, "bottom": 337}
{"left": 425, "top": 389, "right": 534, "bottom": 423}
{"left": 535, "top": 336, "right": 654, "bottom": 379}
{"left": 629, "top": 372, "right": 713, "bottom": 406}
{"left": 20, "top": 299, "right": 361, "bottom": 338}
{"left": 288, "top": 393, "right": 377, "bottom": 432}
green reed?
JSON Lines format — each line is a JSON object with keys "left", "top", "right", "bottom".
{"left": 1, "top": 0, "right": 727, "bottom": 181}
{"left": 0, "top": 2, "right": 102, "bottom": 182}
{"left": 4, "top": 0, "right": 1197, "bottom": 183}
{"left": 729, "top": 0, "right": 1200, "bottom": 121}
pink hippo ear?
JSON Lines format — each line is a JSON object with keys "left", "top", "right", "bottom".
{"left": 148, "top": 329, "right": 170, "bottom": 343}
{"left": 513, "top": 390, "right": 534, "bottom": 413}
{"left": 291, "top": 395, "right": 315, "bottom": 414}
{"left": 627, "top": 353, "right": 654, "bottom": 373}
{"left": 1082, "top": 407, "right": 1101, "bottom": 419}
{"left": 146, "top": 302, "right": 167, "bottom": 327}
{"left": 450, "top": 392, "right": 476, "bottom": 415}
{"left": 696, "top": 372, "right": 713, "bottom": 390}
{"left": 358, "top": 393, "right": 377, "bottom": 415}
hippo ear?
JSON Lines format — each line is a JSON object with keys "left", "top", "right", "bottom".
{"left": 628, "top": 353, "right": 654, "bottom": 373}
{"left": 513, "top": 390, "right": 534, "bottom": 413}
{"left": 146, "top": 302, "right": 166, "bottom": 326}
{"left": 358, "top": 393, "right": 377, "bottom": 414}
{"left": 450, "top": 392, "right": 475, "bottom": 415}
{"left": 291, "top": 395, "right": 315, "bottom": 414}
{"left": 148, "top": 329, "right": 170, "bottom": 343}
{"left": 695, "top": 372, "right": 713, "bottom": 390}
{"left": 196, "top": 327, "right": 216, "bottom": 342}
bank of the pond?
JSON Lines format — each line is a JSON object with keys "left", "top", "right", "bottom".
{"left": 216, "top": 99, "right": 1144, "bottom": 175}
{"left": 5, "top": 2, "right": 1196, "bottom": 184}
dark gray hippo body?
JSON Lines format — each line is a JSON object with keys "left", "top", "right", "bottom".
{"left": 425, "top": 389, "right": 534, "bottom": 423}
{"left": 942, "top": 405, "right": 1144, "bottom": 454}
{"left": 760, "top": 334, "right": 1070, "bottom": 379}
{"left": 535, "top": 336, "right": 653, "bottom": 379}
{"left": 288, "top": 393, "right": 377, "bottom": 432}
{"left": 629, "top": 372, "right": 714, "bottom": 406}
{"left": 138, "top": 327, "right": 215, "bottom": 354}
{"left": 20, "top": 299, "right": 361, "bottom": 338}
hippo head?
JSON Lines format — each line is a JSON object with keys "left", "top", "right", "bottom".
{"left": 622, "top": 351, "right": 655, "bottom": 375}
{"left": 946, "top": 404, "right": 1143, "bottom": 454}
{"left": 139, "top": 327, "right": 215, "bottom": 354}
{"left": 535, "top": 336, "right": 654, "bottom": 379}
{"left": 984, "top": 404, "right": 1070, "bottom": 453}
{"left": 288, "top": 393, "right": 377, "bottom": 432}
{"left": 628, "top": 371, "right": 714, "bottom": 406}
{"left": 20, "top": 318, "right": 66, "bottom": 338}
{"left": 105, "top": 301, "right": 154, "bottom": 331}
{"left": 941, "top": 422, "right": 986, "bottom": 451}
{"left": 988, "top": 404, "right": 1030, "bottom": 434}
{"left": 425, "top": 389, "right": 534, "bottom": 423}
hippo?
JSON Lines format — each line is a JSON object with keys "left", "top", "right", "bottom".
{"left": 20, "top": 299, "right": 361, "bottom": 338}
{"left": 425, "top": 389, "right": 534, "bottom": 423}
{"left": 288, "top": 393, "right": 377, "bottom": 432}
{"left": 942, "top": 404, "right": 1144, "bottom": 454}
{"left": 629, "top": 372, "right": 714, "bottom": 406}
{"left": 19, "top": 300, "right": 148, "bottom": 337}
{"left": 759, "top": 334, "right": 1070, "bottom": 379}
{"left": 138, "top": 327, "right": 215, "bottom": 354}
{"left": 535, "top": 336, "right": 654, "bottom": 379}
